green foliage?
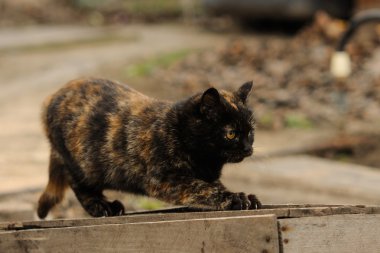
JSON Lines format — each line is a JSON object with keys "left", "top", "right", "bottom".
{"left": 125, "top": 49, "right": 192, "bottom": 78}
{"left": 137, "top": 197, "right": 166, "bottom": 210}
{"left": 258, "top": 113, "right": 275, "bottom": 129}
{"left": 285, "top": 113, "right": 313, "bottom": 129}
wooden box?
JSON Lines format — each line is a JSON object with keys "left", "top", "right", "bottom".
{"left": 1, "top": 204, "right": 380, "bottom": 252}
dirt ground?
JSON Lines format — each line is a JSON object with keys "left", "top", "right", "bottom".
{"left": 1, "top": 16, "right": 380, "bottom": 220}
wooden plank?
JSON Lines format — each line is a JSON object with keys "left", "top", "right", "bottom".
{"left": 287, "top": 205, "right": 380, "bottom": 217}
{"left": 279, "top": 214, "right": 380, "bottom": 253}
{"left": 0, "top": 215, "right": 279, "bottom": 253}
{"left": 0, "top": 205, "right": 332, "bottom": 231}
{"left": 1, "top": 205, "right": 379, "bottom": 232}
{"left": 0, "top": 209, "right": 287, "bottom": 233}
{"left": 0, "top": 205, "right": 289, "bottom": 232}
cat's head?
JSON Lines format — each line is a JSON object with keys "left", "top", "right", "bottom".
{"left": 183, "top": 81, "right": 255, "bottom": 163}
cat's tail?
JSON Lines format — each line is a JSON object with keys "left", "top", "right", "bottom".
{"left": 37, "top": 150, "right": 68, "bottom": 219}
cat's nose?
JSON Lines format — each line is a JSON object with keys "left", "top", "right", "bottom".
{"left": 243, "top": 145, "right": 253, "bottom": 154}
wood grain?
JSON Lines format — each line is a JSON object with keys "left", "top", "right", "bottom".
{"left": 279, "top": 214, "right": 380, "bottom": 253}
{"left": 2, "top": 205, "right": 379, "bottom": 232}
{"left": 0, "top": 215, "right": 279, "bottom": 253}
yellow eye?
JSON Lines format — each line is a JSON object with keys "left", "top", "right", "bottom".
{"left": 226, "top": 130, "right": 236, "bottom": 140}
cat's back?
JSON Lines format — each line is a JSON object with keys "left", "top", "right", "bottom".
{"left": 43, "top": 78, "right": 147, "bottom": 126}
{"left": 45, "top": 78, "right": 145, "bottom": 110}
{"left": 42, "top": 78, "right": 164, "bottom": 153}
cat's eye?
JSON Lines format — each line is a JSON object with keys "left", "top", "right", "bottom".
{"left": 226, "top": 130, "right": 236, "bottom": 140}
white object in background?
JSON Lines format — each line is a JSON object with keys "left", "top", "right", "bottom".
{"left": 330, "top": 51, "right": 352, "bottom": 78}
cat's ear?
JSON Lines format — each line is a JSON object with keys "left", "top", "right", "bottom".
{"left": 200, "top": 87, "right": 221, "bottom": 118}
{"left": 235, "top": 81, "right": 253, "bottom": 103}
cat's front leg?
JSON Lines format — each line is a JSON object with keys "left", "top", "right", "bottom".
{"left": 145, "top": 177, "right": 261, "bottom": 210}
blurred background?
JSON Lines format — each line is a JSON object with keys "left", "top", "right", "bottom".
{"left": 0, "top": 0, "right": 380, "bottom": 221}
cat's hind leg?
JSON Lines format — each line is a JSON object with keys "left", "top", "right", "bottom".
{"left": 37, "top": 149, "right": 69, "bottom": 219}
{"left": 70, "top": 185, "right": 125, "bottom": 217}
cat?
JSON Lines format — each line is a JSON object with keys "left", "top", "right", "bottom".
{"left": 37, "top": 78, "right": 261, "bottom": 218}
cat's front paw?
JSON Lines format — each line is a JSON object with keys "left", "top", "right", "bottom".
{"left": 223, "top": 192, "right": 262, "bottom": 210}
{"left": 84, "top": 198, "right": 125, "bottom": 217}
{"left": 247, "top": 194, "right": 262, "bottom": 210}
{"left": 109, "top": 200, "right": 125, "bottom": 216}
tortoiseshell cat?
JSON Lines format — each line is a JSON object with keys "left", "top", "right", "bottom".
{"left": 37, "top": 78, "right": 261, "bottom": 218}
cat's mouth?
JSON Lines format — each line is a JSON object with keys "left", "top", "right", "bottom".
{"left": 224, "top": 150, "right": 253, "bottom": 163}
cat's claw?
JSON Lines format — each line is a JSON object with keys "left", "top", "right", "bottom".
{"left": 248, "top": 194, "right": 262, "bottom": 209}
{"left": 228, "top": 192, "right": 251, "bottom": 210}
{"left": 227, "top": 192, "right": 261, "bottom": 210}
{"left": 84, "top": 198, "right": 125, "bottom": 217}
{"left": 110, "top": 200, "right": 125, "bottom": 216}
{"left": 84, "top": 198, "right": 113, "bottom": 217}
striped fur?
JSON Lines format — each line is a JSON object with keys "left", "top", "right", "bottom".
{"left": 37, "top": 78, "right": 261, "bottom": 218}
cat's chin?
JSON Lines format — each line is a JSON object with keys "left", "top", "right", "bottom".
{"left": 223, "top": 150, "right": 253, "bottom": 163}
{"left": 227, "top": 157, "right": 245, "bottom": 163}
{"left": 225, "top": 154, "right": 249, "bottom": 163}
